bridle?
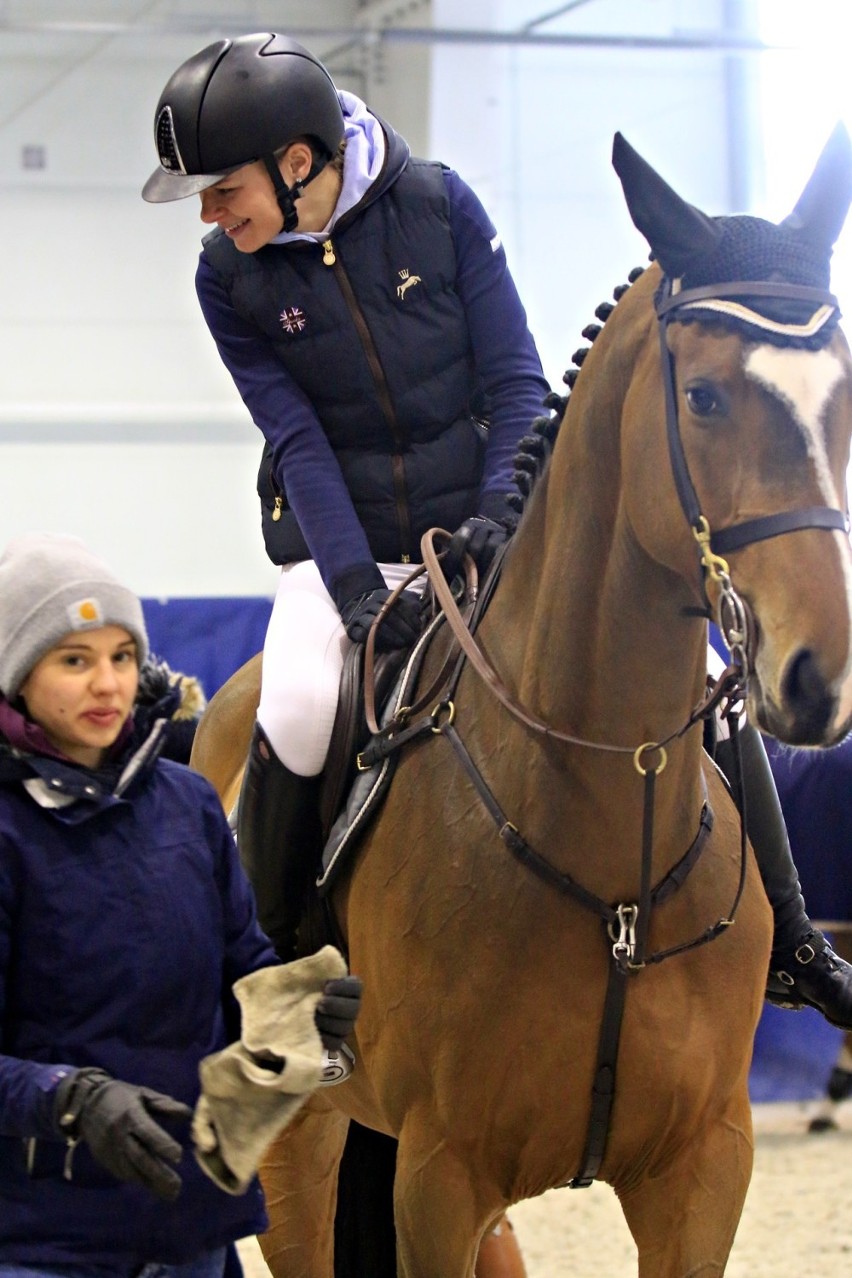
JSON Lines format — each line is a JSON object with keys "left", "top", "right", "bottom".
{"left": 656, "top": 277, "right": 849, "bottom": 670}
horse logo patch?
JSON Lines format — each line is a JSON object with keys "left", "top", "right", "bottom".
{"left": 280, "top": 306, "right": 307, "bottom": 334}
{"left": 397, "top": 269, "right": 422, "bottom": 300}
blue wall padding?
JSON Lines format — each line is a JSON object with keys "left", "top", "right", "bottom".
{"left": 141, "top": 597, "right": 272, "bottom": 701}
{"left": 750, "top": 1003, "right": 841, "bottom": 1101}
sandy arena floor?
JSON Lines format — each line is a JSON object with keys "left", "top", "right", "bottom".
{"left": 236, "top": 1100, "right": 852, "bottom": 1276}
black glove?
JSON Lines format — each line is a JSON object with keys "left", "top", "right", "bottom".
{"left": 315, "top": 975, "right": 363, "bottom": 1050}
{"left": 340, "top": 588, "right": 423, "bottom": 651}
{"left": 442, "top": 515, "right": 511, "bottom": 584}
{"left": 53, "top": 1068, "right": 192, "bottom": 1202}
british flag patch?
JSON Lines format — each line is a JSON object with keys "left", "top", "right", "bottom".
{"left": 279, "top": 306, "right": 307, "bottom": 334}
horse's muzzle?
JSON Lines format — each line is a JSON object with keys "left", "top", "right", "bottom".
{"left": 753, "top": 648, "right": 843, "bottom": 745}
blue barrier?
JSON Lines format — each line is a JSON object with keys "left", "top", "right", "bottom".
{"left": 141, "top": 596, "right": 272, "bottom": 701}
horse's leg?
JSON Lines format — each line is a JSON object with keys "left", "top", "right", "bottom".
{"left": 189, "top": 651, "right": 262, "bottom": 813}
{"left": 391, "top": 1132, "right": 500, "bottom": 1278}
{"left": 615, "top": 1093, "right": 753, "bottom": 1277}
{"left": 257, "top": 1095, "right": 349, "bottom": 1278}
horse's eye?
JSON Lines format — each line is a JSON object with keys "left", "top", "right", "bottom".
{"left": 684, "top": 383, "right": 722, "bottom": 418}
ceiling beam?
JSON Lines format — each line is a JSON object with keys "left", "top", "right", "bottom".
{"left": 0, "top": 22, "right": 778, "bottom": 53}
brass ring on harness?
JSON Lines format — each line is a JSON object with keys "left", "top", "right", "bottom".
{"left": 431, "top": 700, "right": 456, "bottom": 733}
{"left": 633, "top": 742, "right": 667, "bottom": 776}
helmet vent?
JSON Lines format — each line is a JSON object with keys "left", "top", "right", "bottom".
{"left": 155, "top": 105, "right": 186, "bottom": 175}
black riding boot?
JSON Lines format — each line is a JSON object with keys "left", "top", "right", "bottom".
{"left": 237, "top": 722, "right": 322, "bottom": 962}
{"left": 715, "top": 722, "right": 852, "bottom": 1029}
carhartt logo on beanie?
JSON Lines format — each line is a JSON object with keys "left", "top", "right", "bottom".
{"left": 0, "top": 532, "right": 149, "bottom": 699}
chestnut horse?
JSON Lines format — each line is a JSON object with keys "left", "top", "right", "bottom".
{"left": 192, "top": 128, "right": 852, "bottom": 1276}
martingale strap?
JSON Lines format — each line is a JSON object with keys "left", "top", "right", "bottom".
{"left": 656, "top": 278, "right": 849, "bottom": 569}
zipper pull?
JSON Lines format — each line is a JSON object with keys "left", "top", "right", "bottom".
{"left": 322, "top": 239, "right": 336, "bottom": 266}
{"left": 272, "top": 496, "right": 283, "bottom": 522}
{"left": 63, "top": 1136, "right": 81, "bottom": 1181}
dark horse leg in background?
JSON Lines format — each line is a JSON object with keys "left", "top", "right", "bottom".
{"left": 809, "top": 929, "right": 852, "bottom": 1132}
{"left": 333, "top": 1123, "right": 398, "bottom": 1278}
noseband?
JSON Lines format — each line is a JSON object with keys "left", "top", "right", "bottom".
{"left": 657, "top": 278, "right": 849, "bottom": 660}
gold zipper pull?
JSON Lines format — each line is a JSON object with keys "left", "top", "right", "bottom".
{"left": 63, "top": 1136, "right": 81, "bottom": 1181}
{"left": 322, "top": 239, "right": 336, "bottom": 266}
{"left": 272, "top": 496, "right": 283, "bottom": 522}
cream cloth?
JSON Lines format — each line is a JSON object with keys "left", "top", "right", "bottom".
{"left": 193, "top": 945, "right": 348, "bottom": 1194}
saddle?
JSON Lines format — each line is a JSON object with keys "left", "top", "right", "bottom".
{"left": 316, "top": 613, "right": 442, "bottom": 893}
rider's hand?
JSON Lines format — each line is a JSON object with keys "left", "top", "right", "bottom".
{"left": 442, "top": 515, "right": 511, "bottom": 584}
{"left": 340, "top": 588, "right": 422, "bottom": 651}
{"left": 53, "top": 1068, "right": 191, "bottom": 1201}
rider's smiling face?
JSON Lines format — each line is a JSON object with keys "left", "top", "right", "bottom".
{"left": 198, "top": 160, "right": 285, "bottom": 252}
{"left": 198, "top": 141, "right": 342, "bottom": 250}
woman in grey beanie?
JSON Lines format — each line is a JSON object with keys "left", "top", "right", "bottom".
{"left": 0, "top": 531, "right": 149, "bottom": 706}
{"left": 0, "top": 532, "right": 361, "bottom": 1277}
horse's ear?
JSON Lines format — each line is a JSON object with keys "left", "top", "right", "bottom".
{"left": 612, "top": 131, "right": 722, "bottom": 278}
{"left": 780, "top": 122, "right": 852, "bottom": 252}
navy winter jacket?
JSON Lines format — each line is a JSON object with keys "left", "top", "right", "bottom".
{"left": 0, "top": 710, "right": 278, "bottom": 1267}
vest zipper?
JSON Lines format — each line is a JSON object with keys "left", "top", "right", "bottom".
{"left": 63, "top": 1135, "right": 81, "bottom": 1180}
{"left": 266, "top": 459, "right": 284, "bottom": 521}
{"left": 321, "top": 236, "right": 413, "bottom": 562}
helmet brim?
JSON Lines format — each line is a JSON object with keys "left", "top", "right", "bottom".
{"left": 141, "top": 165, "right": 234, "bottom": 203}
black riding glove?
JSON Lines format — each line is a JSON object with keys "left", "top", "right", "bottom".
{"left": 340, "top": 588, "right": 423, "bottom": 651}
{"left": 315, "top": 975, "right": 364, "bottom": 1050}
{"left": 53, "top": 1068, "right": 192, "bottom": 1202}
{"left": 442, "top": 515, "right": 511, "bottom": 584}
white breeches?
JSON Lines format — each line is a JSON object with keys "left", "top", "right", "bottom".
{"left": 257, "top": 559, "right": 421, "bottom": 776}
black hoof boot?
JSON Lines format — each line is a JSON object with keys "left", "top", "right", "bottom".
{"left": 766, "top": 930, "right": 852, "bottom": 1029}
{"left": 807, "top": 1053, "right": 852, "bottom": 1132}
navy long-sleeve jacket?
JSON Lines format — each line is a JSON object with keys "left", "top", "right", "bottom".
{"left": 0, "top": 710, "right": 278, "bottom": 1267}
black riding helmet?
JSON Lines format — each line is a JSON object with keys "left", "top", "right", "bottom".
{"left": 141, "top": 32, "right": 345, "bottom": 231}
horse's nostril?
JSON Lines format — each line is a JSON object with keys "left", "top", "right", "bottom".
{"left": 781, "top": 649, "right": 833, "bottom": 736}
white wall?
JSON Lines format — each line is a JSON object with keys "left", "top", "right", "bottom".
{"left": 0, "top": 14, "right": 434, "bottom": 597}
{"left": 429, "top": 0, "right": 749, "bottom": 390}
{"left": 2, "top": 0, "right": 835, "bottom": 599}
{"left": 0, "top": 39, "right": 277, "bottom": 596}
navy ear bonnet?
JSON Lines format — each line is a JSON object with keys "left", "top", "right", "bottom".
{"left": 660, "top": 215, "right": 840, "bottom": 350}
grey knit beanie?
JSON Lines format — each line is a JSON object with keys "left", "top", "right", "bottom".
{"left": 0, "top": 533, "right": 149, "bottom": 699}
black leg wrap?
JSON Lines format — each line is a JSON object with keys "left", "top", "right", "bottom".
{"left": 716, "top": 722, "right": 852, "bottom": 1028}
{"left": 237, "top": 723, "right": 322, "bottom": 961}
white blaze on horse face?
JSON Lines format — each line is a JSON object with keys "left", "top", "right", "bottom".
{"left": 744, "top": 343, "right": 852, "bottom": 733}
{"left": 744, "top": 345, "right": 843, "bottom": 496}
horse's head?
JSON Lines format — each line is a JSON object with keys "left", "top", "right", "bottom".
{"left": 612, "top": 127, "right": 852, "bottom": 745}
